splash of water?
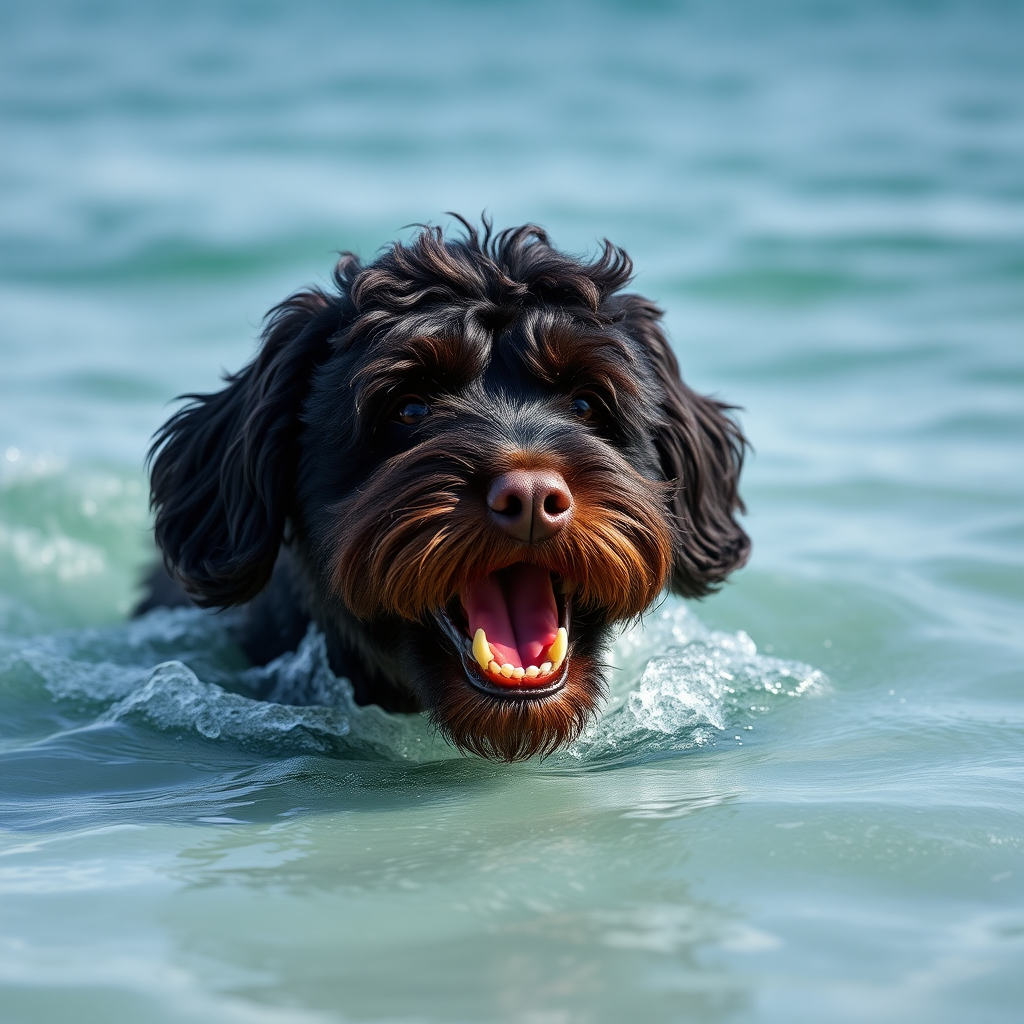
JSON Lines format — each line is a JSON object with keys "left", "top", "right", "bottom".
{"left": 3, "top": 601, "right": 825, "bottom": 767}
{"left": 563, "top": 603, "right": 827, "bottom": 764}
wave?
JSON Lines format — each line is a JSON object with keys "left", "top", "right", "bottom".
{"left": 1, "top": 602, "right": 826, "bottom": 770}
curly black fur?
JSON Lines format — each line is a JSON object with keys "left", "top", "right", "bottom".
{"left": 142, "top": 217, "right": 749, "bottom": 760}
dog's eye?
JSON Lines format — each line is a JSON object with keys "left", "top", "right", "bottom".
{"left": 395, "top": 398, "right": 430, "bottom": 425}
{"left": 570, "top": 397, "right": 595, "bottom": 422}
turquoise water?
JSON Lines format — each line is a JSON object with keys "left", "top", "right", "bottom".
{"left": 2, "top": 1, "right": 1022, "bottom": 1021}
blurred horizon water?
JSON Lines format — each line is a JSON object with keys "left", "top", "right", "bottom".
{"left": 1, "top": 1, "right": 1022, "bottom": 1022}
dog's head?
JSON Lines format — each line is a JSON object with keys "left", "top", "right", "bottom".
{"left": 149, "top": 219, "right": 749, "bottom": 760}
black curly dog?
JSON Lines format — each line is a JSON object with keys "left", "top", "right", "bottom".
{"left": 138, "top": 218, "right": 749, "bottom": 760}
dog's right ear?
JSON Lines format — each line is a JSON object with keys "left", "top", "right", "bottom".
{"left": 148, "top": 288, "right": 342, "bottom": 608}
{"left": 614, "top": 293, "right": 751, "bottom": 597}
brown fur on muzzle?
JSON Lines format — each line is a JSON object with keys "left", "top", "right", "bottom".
{"left": 326, "top": 434, "right": 673, "bottom": 625}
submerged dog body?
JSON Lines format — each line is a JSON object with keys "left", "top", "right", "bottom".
{"left": 143, "top": 220, "right": 749, "bottom": 760}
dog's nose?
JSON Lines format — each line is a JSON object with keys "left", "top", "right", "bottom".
{"left": 487, "top": 470, "right": 573, "bottom": 543}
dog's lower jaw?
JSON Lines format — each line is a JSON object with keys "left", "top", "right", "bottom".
{"left": 419, "top": 654, "right": 605, "bottom": 763}
{"left": 394, "top": 616, "right": 608, "bottom": 762}
{"left": 309, "top": 569, "right": 608, "bottom": 758}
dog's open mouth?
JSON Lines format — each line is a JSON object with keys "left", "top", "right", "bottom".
{"left": 435, "top": 563, "right": 570, "bottom": 698}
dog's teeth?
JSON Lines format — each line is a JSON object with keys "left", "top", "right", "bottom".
{"left": 512, "top": 667, "right": 525, "bottom": 679}
{"left": 488, "top": 660, "right": 500, "bottom": 675}
{"left": 540, "top": 662, "right": 552, "bottom": 675}
{"left": 547, "top": 627, "right": 568, "bottom": 668}
{"left": 472, "top": 628, "right": 493, "bottom": 670}
{"left": 525, "top": 665, "right": 539, "bottom": 678}
{"left": 500, "top": 663, "right": 515, "bottom": 677}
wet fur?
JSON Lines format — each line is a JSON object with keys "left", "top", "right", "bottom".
{"left": 141, "top": 218, "right": 749, "bottom": 760}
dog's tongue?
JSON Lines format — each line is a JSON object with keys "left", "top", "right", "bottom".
{"left": 461, "top": 564, "right": 558, "bottom": 669}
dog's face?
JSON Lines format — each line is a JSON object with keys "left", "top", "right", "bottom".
{"left": 300, "top": 302, "right": 677, "bottom": 760}
{"left": 149, "top": 221, "right": 749, "bottom": 761}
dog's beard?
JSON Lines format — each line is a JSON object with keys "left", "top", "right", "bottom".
{"left": 411, "top": 621, "right": 607, "bottom": 761}
{"left": 318, "top": 435, "right": 673, "bottom": 761}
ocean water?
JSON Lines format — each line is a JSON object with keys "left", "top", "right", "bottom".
{"left": 1, "top": 1, "right": 1022, "bottom": 1021}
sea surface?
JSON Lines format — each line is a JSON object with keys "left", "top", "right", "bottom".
{"left": 1, "top": 2, "right": 1022, "bottom": 1021}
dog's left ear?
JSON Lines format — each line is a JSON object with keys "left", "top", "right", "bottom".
{"left": 616, "top": 294, "right": 751, "bottom": 597}
{"left": 148, "top": 289, "right": 341, "bottom": 608}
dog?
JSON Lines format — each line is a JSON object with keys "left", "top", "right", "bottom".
{"left": 139, "top": 218, "right": 749, "bottom": 761}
